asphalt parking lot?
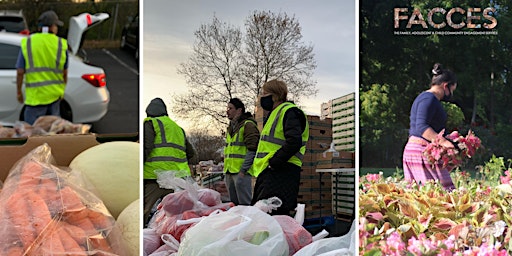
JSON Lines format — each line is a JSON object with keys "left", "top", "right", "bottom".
{"left": 83, "top": 48, "right": 139, "bottom": 135}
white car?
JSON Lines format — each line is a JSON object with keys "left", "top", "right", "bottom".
{"left": 0, "top": 13, "right": 110, "bottom": 126}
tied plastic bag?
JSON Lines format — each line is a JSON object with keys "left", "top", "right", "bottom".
{"left": 254, "top": 196, "right": 282, "bottom": 213}
{"left": 292, "top": 219, "right": 357, "bottom": 256}
{"left": 0, "top": 144, "right": 119, "bottom": 255}
{"left": 178, "top": 205, "right": 289, "bottom": 256}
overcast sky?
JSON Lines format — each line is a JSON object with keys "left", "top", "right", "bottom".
{"left": 142, "top": 0, "right": 356, "bottom": 132}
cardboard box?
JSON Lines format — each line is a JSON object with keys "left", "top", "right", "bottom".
{"left": 0, "top": 133, "right": 138, "bottom": 181}
{"left": 317, "top": 151, "right": 355, "bottom": 169}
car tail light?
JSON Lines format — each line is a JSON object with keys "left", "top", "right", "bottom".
{"left": 82, "top": 73, "right": 106, "bottom": 87}
{"left": 19, "top": 29, "right": 30, "bottom": 35}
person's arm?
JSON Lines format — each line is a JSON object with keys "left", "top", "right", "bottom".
{"left": 269, "top": 108, "right": 306, "bottom": 168}
{"left": 183, "top": 129, "right": 196, "bottom": 161}
{"left": 143, "top": 121, "right": 155, "bottom": 161}
{"left": 15, "top": 50, "right": 25, "bottom": 103}
{"left": 421, "top": 127, "right": 454, "bottom": 148}
{"left": 16, "top": 69, "right": 25, "bottom": 103}
{"left": 63, "top": 51, "right": 68, "bottom": 84}
{"left": 239, "top": 121, "right": 260, "bottom": 174}
{"left": 416, "top": 97, "right": 453, "bottom": 148}
{"left": 63, "top": 69, "right": 68, "bottom": 84}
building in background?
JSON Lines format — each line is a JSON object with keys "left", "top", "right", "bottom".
{"left": 321, "top": 92, "right": 355, "bottom": 152}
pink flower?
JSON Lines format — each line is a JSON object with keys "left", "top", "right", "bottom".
{"left": 385, "top": 232, "right": 406, "bottom": 253}
{"left": 500, "top": 170, "right": 511, "bottom": 185}
{"left": 423, "top": 129, "right": 481, "bottom": 170}
{"left": 366, "top": 173, "right": 381, "bottom": 182}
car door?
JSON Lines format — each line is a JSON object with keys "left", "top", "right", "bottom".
{"left": 67, "top": 13, "right": 110, "bottom": 55}
{"left": 126, "top": 14, "right": 138, "bottom": 48}
{"left": 0, "top": 41, "right": 22, "bottom": 123}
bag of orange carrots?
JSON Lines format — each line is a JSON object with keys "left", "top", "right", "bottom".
{"left": 0, "top": 143, "right": 123, "bottom": 255}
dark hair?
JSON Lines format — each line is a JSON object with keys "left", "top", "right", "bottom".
{"left": 228, "top": 98, "right": 245, "bottom": 113}
{"left": 431, "top": 63, "right": 457, "bottom": 86}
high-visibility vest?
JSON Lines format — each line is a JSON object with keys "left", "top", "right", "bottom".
{"left": 252, "top": 102, "right": 309, "bottom": 177}
{"left": 224, "top": 119, "right": 257, "bottom": 176}
{"left": 144, "top": 116, "right": 191, "bottom": 179}
{"left": 20, "top": 33, "right": 67, "bottom": 106}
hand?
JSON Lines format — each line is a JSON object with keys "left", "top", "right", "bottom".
{"left": 17, "top": 92, "right": 23, "bottom": 104}
{"left": 238, "top": 171, "right": 245, "bottom": 178}
{"left": 440, "top": 138, "right": 455, "bottom": 149}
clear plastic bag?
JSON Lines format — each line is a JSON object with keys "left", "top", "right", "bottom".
{"left": 178, "top": 205, "right": 289, "bottom": 256}
{"left": 0, "top": 144, "right": 119, "bottom": 255}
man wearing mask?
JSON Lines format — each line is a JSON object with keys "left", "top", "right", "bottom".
{"left": 143, "top": 97, "right": 195, "bottom": 225}
{"left": 251, "top": 79, "right": 309, "bottom": 216}
{"left": 224, "top": 98, "right": 260, "bottom": 205}
{"left": 16, "top": 10, "right": 69, "bottom": 124}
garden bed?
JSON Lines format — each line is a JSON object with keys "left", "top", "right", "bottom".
{"left": 359, "top": 157, "right": 512, "bottom": 255}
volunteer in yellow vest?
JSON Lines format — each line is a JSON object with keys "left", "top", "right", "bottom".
{"left": 143, "top": 97, "right": 195, "bottom": 226}
{"left": 251, "top": 79, "right": 309, "bottom": 216}
{"left": 16, "top": 10, "right": 69, "bottom": 125}
{"left": 224, "top": 98, "right": 260, "bottom": 205}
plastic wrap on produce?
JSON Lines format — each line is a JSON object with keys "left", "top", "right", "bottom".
{"left": 0, "top": 143, "right": 121, "bottom": 255}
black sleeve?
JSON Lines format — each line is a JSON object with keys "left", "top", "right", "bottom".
{"left": 143, "top": 120, "right": 155, "bottom": 162}
{"left": 183, "top": 129, "right": 196, "bottom": 161}
{"left": 269, "top": 107, "right": 306, "bottom": 168}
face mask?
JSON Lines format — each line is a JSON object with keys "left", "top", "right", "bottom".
{"left": 442, "top": 86, "right": 453, "bottom": 102}
{"left": 260, "top": 95, "right": 274, "bottom": 111}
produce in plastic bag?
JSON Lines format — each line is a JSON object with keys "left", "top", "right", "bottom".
{"left": 146, "top": 172, "right": 236, "bottom": 255}
{"left": 178, "top": 205, "right": 289, "bottom": 256}
{"left": 0, "top": 144, "right": 119, "bottom": 255}
{"left": 143, "top": 228, "right": 162, "bottom": 255}
{"left": 273, "top": 215, "right": 312, "bottom": 255}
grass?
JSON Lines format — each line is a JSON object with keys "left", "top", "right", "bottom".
{"left": 360, "top": 167, "right": 399, "bottom": 177}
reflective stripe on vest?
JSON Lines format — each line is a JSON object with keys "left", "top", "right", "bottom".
{"left": 21, "top": 33, "right": 67, "bottom": 106}
{"left": 223, "top": 119, "right": 256, "bottom": 175}
{"left": 252, "top": 102, "right": 309, "bottom": 177}
{"left": 144, "top": 116, "right": 191, "bottom": 179}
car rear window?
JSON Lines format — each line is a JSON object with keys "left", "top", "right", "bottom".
{"left": 0, "top": 43, "right": 19, "bottom": 69}
{"left": 0, "top": 17, "right": 25, "bottom": 33}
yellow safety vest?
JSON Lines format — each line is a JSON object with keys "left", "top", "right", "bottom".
{"left": 20, "top": 33, "right": 67, "bottom": 106}
{"left": 253, "top": 102, "right": 309, "bottom": 177}
{"left": 144, "top": 116, "right": 191, "bottom": 179}
{"left": 224, "top": 119, "right": 257, "bottom": 176}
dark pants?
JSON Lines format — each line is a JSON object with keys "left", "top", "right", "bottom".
{"left": 143, "top": 179, "right": 173, "bottom": 226}
{"left": 24, "top": 100, "right": 60, "bottom": 125}
{"left": 251, "top": 163, "right": 301, "bottom": 216}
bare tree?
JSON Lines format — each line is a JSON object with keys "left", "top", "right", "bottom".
{"left": 174, "top": 15, "right": 244, "bottom": 128}
{"left": 173, "top": 10, "right": 317, "bottom": 130}
{"left": 241, "top": 10, "right": 317, "bottom": 102}
{"left": 187, "top": 128, "right": 225, "bottom": 165}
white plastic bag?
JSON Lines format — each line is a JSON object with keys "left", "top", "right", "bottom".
{"left": 178, "top": 205, "right": 289, "bottom": 256}
{"left": 294, "top": 203, "right": 305, "bottom": 225}
{"left": 254, "top": 196, "right": 282, "bottom": 213}
{"left": 292, "top": 219, "right": 356, "bottom": 256}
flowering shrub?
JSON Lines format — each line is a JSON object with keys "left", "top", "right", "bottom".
{"left": 359, "top": 163, "right": 512, "bottom": 256}
{"left": 424, "top": 130, "right": 481, "bottom": 169}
